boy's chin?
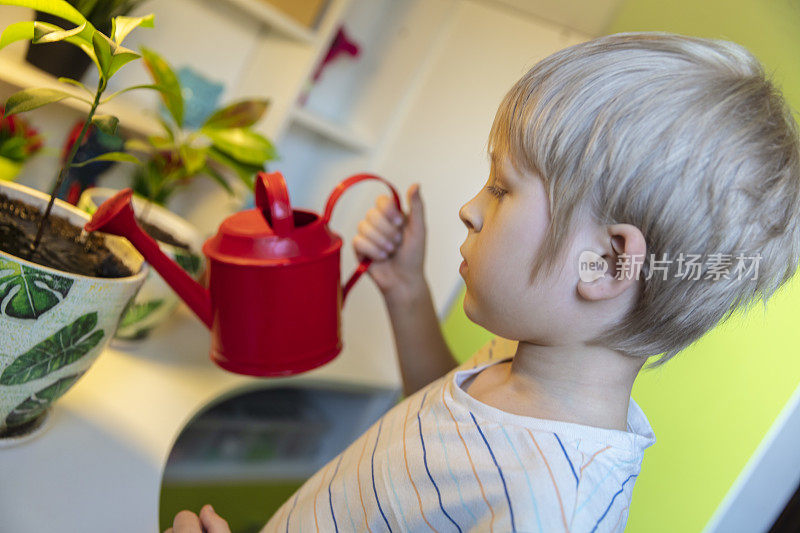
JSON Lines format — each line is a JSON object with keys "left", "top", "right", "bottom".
{"left": 462, "top": 291, "right": 491, "bottom": 330}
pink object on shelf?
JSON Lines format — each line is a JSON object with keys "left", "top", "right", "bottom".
{"left": 298, "top": 26, "right": 361, "bottom": 106}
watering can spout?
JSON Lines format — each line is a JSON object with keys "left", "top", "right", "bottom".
{"left": 84, "top": 188, "right": 213, "bottom": 329}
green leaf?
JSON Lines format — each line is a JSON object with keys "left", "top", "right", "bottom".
{"left": 4, "top": 87, "right": 88, "bottom": 114}
{"left": 0, "top": 21, "right": 34, "bottom": 50}
{"left": 1, "top": 0, "right": 91, "bottom": 28}
{"left": 202, "top": 99, "right": 270, "bottom": 129}
{"left": 179, "top": 144, "right": 206, "bottom": 176}
{"left": 0, "top": 136, "right": 27, "bottom": 160}
{"left": 92, "top": 30, "right": 113, "bottom": 79}
{"left": 91, "top": 114, "right": 119, "bottom": 135}
{"left": 100, "top": 83, "right": 173, "bottom": 104}
{"left": 0, "top": 20, "right": 97, "bottom": 73}
{"left": 111, "top": 13, "right": 154, "bottom": 45}
{"left": 146, "top": 135, "right": 172, "bottom": 151}
{"left": 118, "top": 299, "right": 163, "bottom": 329}
{"left": 155, "top": 114, "right": 175, "bottom": 142}
{"left": 5, "top": 372, "right": 84, "bottom": 427}
{"left": 33, "top": 21, "right": 86, "bottom": 43}
{"left": 202, "top": 163, "right": 233, "bottom": 195}
{"left": 206, "top": 146, "right": 262, "bottom": 189}
{"left": 57, "top": 76, "right": 92, "bottom": 95}
{"left": 203, "top": 128, "right": 277, "bottom": 166}
{"left": 106, "top": 44, "right": 139, "bottom": 79}
{"left": 124, "top": 138, "right": 155, "bottom": 154}
{"left": 174, "top": 252, "right": 202, "bottom": 276}
{"left": 30, "top": 21, "right": 99, "bottom": 73}
{"left": 140, "top": 46, "right": 183, "bottom": 128}
{"left": 0, "top": 260, "right": 73, "bottom": 319}
{"left": 0, "top": 312, "right": 103, "bottom": 385}
{"left": 70, "top": 151, "right": 141, "bottom": 168}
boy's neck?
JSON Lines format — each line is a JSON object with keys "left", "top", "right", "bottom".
{"left": 463, "top": 342, "right": 646, "bottom": 432}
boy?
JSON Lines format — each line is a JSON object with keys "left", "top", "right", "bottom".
{"left": 168, "top": 31, "right": 800, "bottom": 532}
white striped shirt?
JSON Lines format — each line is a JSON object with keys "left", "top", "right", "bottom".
{"left": 262, "top": 338, "right": 656, "bottom": 532}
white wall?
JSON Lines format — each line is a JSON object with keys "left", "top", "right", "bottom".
{"left": 330, "top": 0, "right": 590, "bottom": 387}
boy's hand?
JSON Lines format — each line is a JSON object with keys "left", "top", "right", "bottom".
{"left": 164, "top": 504, "right": 230, "bottom": 533}
{"left": 352, "top": 183, "right": 426, "bottom": 300}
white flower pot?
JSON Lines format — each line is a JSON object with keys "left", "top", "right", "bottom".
{"left": 0, "top": 181, "right": 147, "bottom": 436}
{"left": 78, "top": 188, "right": 205, "bottom": 341}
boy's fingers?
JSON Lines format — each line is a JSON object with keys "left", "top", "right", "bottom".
{"left": 353, "top": 234, "right": 388, "bottom": 260}
{"left": 362, "top": 215, "right": 400, "bottom": 250}
{"left": 366, "top": 207, "right": 401, "bottom": 240}
{"left": 199, "top": 504, "right": 231, "bottom": 533}
{"left": 172, "top": 510, "right": 202, "bottom": 533}
{"left": 376, "top": 194, "right": 404, "bottom": 225}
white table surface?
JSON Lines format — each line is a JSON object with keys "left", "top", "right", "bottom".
{"left": 0, "top": 305, "right": 399, "bottom": 533}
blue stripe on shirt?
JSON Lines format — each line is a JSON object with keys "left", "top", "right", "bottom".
{"left": 383, "top": 411, "right": 413, "bottom": 532}
{"left": 418, "top": 391, "right": 462, "bottom": 532}
{"left": 431, "top": 397, "right": 478, "bottom": 523}
{"left": 470, "top": 412, "right": 517, "bottom": 532}
{"left": 371, "top": 417, "right": 393, "bottom": 532}
{"left": 285, "top": 492, "right": 299, "bottom": 533}
{"left": 555, "top": 433, "right": 579, "bottom": 486}
{"left": 575, "top": 458, "right": 618, "bottom": 515}
{"left": 500, "top": 426, "right": 544, "bottom": 533}
{"left": 591, "top": 474, "right": 636, "bottom": 533}
{"left": 328, "top": 454, "right": 343, "bottom": 533}
{"left": 339, "top": 452, "right": 358, "bottom": 533}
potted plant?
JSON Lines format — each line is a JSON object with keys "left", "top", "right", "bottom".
{"left": 0, "top": 0, "right": 168, "bottom": 441}
{"left": 0, "top": 105, "right": 44, "bottom": 181}
{"left": 77, "top": 187, "right": 205, "bottom": 341}
{"left": 25, "top": 0, "right": 147, "bottom": 80}
{"left": 76, "top": 47, "right": 275, "bottom": 341}
{"left": 128, "top": 47, "right": 275, "bottom": 205}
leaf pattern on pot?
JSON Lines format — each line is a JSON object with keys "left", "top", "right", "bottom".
{"left": 174, "top": 251, "right": 202, "bottom": 276}
{"left": 119, "top": 299, "right": 164, "bottom": 329}
{"left": 0, "top": 312, "right": 104, "bottom": 385}
{"left": 0, "top": 260, "right": 73, "bottom": 319}
{"left": 5, "top": 372, "right": 84, "bottom": 428}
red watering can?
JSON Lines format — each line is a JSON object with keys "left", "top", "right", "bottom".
{"left": 84, "top": 171, "right": 402, "bottom": 376}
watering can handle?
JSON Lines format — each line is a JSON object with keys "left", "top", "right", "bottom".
{"left": 255, "top": 171, "right": 295, "bottom": 237}
{"left": 323, "top": 173, "right": 403, "bottom": 305}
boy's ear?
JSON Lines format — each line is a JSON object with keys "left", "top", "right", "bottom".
{"left": 577, "top": 223, "right": 646, "bottom": 302}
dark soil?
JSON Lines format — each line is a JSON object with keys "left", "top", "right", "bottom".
{"left": 136, "top": 217, "right": 190, "bottom": 250}
{"left": 0, "top": 192, "right": 133, "bottom": 278}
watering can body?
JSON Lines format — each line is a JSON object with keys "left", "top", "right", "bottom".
{"left": 84, "top": 171, "right": 402, "bottom": 377}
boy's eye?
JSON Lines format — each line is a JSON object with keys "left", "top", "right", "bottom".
{"left": 485, "top": 185, "right": 506, "bottom": 199}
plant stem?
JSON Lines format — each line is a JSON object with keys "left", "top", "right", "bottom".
{"left": 29, "top": 78, "right": 106, "bottom": 259}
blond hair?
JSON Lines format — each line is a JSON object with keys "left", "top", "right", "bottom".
{"left": 488, "top": 31, "right": 800, "bottom": 368}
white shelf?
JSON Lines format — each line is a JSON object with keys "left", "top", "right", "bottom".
{"left": 0, "top": 56, "right": 161, "bottom": 138}
{"left": 290, "top": 106, "right": 371, "bottom": 152}
{"left": 220, "top": 0, "right": 317, "bottom": 43}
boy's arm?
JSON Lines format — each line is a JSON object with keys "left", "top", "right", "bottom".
{"left": 384, "top": 277, "right": 458, "bottom": 397}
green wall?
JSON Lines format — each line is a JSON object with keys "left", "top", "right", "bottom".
{"left": 442, "top": 2, "right": 800, "bottom": 531}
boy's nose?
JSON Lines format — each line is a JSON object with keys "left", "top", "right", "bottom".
{"left": 459, "top": 198, "right": 481, "bottom": 232}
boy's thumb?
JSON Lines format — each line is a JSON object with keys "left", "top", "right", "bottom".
{"left": 405, "top": 183, "right": 425, "bottom": 232}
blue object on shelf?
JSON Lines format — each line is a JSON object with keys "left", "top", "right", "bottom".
{"left": 159, "top": 66, "right": 224, "bottom": 129}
